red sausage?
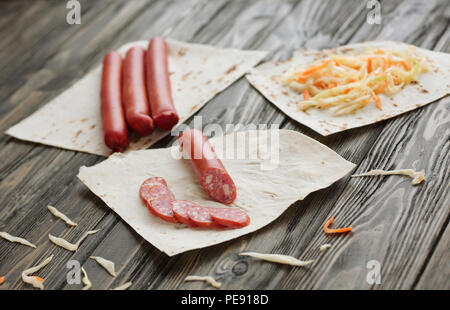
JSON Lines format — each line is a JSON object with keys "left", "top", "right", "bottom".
{"left": 101, "top": 51, "right": 129, "bottom": 152}
{"left": 123, "top": 47, "right": 154, "bottom": 136}
{"left": 146, "top": 37, "right": 179, "bottom": 130}
{"left": 171, "top": 200, "right": 197, "bottom": 227}
{"left": 209, "top": 208, "right": 250, "bottom": 228}
{"left": 187, "top": 205, "right": 216, "bottom": 228}
{"left": 178, "top": 129, "right": 237, "bottom": 204}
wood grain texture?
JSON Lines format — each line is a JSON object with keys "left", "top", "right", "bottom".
{"left": 0, "top": 0, "right": 448, "bottom": 290}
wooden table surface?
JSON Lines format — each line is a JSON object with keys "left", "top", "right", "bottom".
{"left": 0, "top": 0, "right": 449, "bottom": 290}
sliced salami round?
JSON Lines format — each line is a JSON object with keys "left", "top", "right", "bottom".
{"left": 187, "top": 205, "right": 216, "bottom": 228}
{"left": 147, "top": 198, "right": 178, "bottom": 223}
{"left": 209, "top": 208, "right": 250, "bottom": 228}
{"left": 140, "top": 183, "right": 175, "bottom": 203}
{"left": 172, "top": 200, "right": 198, "bottom": 227}
{"left": 141, "top": 177, "right": 168, "bottom": 188}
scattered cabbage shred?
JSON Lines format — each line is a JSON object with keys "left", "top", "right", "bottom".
{"left": 81, "top": 267, "right": 92, "bottom": 290}
{"left": 319, "top": 244, "right": 332, "bottom": 252}
{"left": 352, "top": 169, "right": 425, "bottom": 185}
{"left": 112, "top": 282, "right": 132, "bottom": 290}
{"left": 0, "top": 231, "right": 36, "bottom": 248}
{"left": 283, "top": 47, "right": 428, "bottom": 115}
{"left": 184, "top": 276, "right": 222, "bottom": 288}
{"left": 90, "top": 256, "right": 117, "bottom": 277}
{"left": 48, "top": 229, "right": 100, "bottom": 251}
{"left": 22, "top": 255, "right": 53, "bottom": 290}
{"left": 239, "top": 252, "right": 314, "bottom": 267}
{"left": 47, "top": 205, "right": 77, "bottom": 226}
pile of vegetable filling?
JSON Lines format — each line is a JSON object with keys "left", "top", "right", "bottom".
{"left": 283, "top": 47, "right": 428, "bottom": 115}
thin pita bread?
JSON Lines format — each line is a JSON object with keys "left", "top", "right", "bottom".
{"left": 246, "top": 41, "right": 450, "bottom": 135}
{"left": 77, "top": 129, "right": 355, "bottom": 256}
{"left": 6, "top": 39, "right": 267, "bottom": 156}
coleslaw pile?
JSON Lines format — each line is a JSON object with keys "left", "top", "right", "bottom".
{"left": 283, "top": 47, "right": 428, "bottom": 115}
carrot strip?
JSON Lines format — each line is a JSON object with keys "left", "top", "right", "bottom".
{"left": 0, "top": 276, "right": 5, "bottom": 285}
{"left": 328, "top": 82, "right": 337, "bottom": 88}
{"left": 375, "top": 49, "right": 384, "bottom": 54}
{"left": 375, "top": 81, "right": 389, "bottom": 94}
{"left": 374, "top": 95, "right": 382, "bottom": 110}
{"left": 296, "top": 77, "right": 307, "bottom": 83}
{"left": 301, "top": 60, "right": 331, "bottom": 76}
{"left": 33, "top": 276, "right": 44, "bottom": 283}
{"left": 323, "top": 216, "right": 352, "bottom": 234}
{"left": 314, "top": 81, "right": 327, "bottom": 89}
{"left": 400, "top": 61, "right": 411, "bottom": 71}
{"left": 303, "top": 89, "right": 311, "bottom": 100}
{"left": 367, "top": 58, "right": 373, "bottom": 73}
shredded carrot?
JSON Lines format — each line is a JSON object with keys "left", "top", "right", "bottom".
{"left": 314, "top": 81, "right": 327, "bottom": 89}
{"left": 303, "top": 89, "right": 311, "bottom": 100}
{"left": 286, "top": 47, "right": 427, "bottom": 115}
{"left": 301, "top": 60, "right": 331, "bottom": 76}
{"left": 323, "top": 216, "right": 352, "bottom": 234}
{"left": 0, "top": 276, "right": 5, "bottom": 285}
{"left": 33, "top": 276, "right": 44, "bottom": 283}
{"left": 375, "top": 81, "right": 389, "bottom": 94}
{"left": 374, "top": 95, "right": 382, "bottom": 110}
{"left": 400, "top": 61, "right": 411, "bottom": 71}
{"left": 367, "top": 58, "right": 373, "bottom": 73}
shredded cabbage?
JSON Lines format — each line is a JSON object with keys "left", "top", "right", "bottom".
{"left": 283, "top": 47, "right": 428, "bottom": 115}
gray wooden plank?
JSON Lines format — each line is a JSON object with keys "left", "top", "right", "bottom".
{"left": 414, "top": 221, "right": 450, "bottom": 289}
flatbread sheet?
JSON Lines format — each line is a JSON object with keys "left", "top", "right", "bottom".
{"left": 77, "top": 129, "right": 355, "bottom": 256}
{"left": 246, "top": 41, "right": 450, "bottom": 135}
{"left": 6, "top": 39, "right": 267, "bottom": 156}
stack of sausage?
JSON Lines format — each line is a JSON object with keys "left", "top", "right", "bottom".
{"left": 139, "top": 129, "right": 250, "bottom": 229}
{"left": 101, "top": 37, "right": 179, "bottom": 152}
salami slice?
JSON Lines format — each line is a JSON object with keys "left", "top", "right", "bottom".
{"left": 187, "top": 206, "right": 216, "bottom": 228}
{"left": 140, "top": 177, "right": 168, "bottom": 189}
{"left": 147, "top": 198, "right": 178, "bottom": 223}
{"left": 139, "top": 178, "right": 177, "bottom": 222}
{"left": 140, "top": 182, "right": 174, "bottom": 203}
{"left": 172, "top": 200, "right": 197, "bottom": 227}
{"left": 209, "top": 208, "right": 250, "bottom": 228}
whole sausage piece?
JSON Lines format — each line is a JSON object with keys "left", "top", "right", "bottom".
{"left": 123, "top": 47, "right": 154, "bottom": 136}
{"left": 146, "top": 37, "right": 179, "bottom": 130}
{"left": 101, "top": 51, "right": 129, "bottom": 152}
{"left": 178, "top": 129, "right": 237, "bottom": 204}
